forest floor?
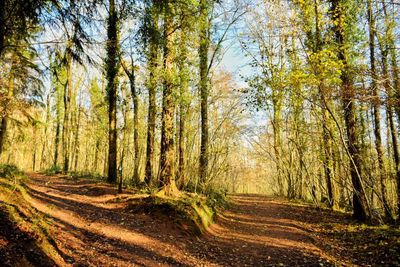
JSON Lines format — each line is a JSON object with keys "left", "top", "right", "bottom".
{"left": 6, "top": 173, "right": 399, "bottom": 266}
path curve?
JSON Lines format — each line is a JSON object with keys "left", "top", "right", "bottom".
{"left": 26, "top": 173, "right": 338, "bottom": 266}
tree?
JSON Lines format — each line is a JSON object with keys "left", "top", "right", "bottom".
{"left": 144, "top": 0, "right": 160, "bottom": 186}
{"left": 176, "top": 11, "right": 191, "bottom": 188}
{"left": 198, "top": 0, "right": 210, "bottom": 192}
{"left": 329, "top": 0, "right": 370, "bottom": 221}
{"left": 376, "top": 0, "right": 400, "bottom": 221}
{"left": 158, "top": 0, "right": 179, "bottom": 195}
{"left": 105, "top": 0, "right": 120, "bottom": 183}
{"left": 367, "top": 0, "right": 392, "bottom": 221}
{"left": 122, "top": 59, "right": 140, "bottom": 184}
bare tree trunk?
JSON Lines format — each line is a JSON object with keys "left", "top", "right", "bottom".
{"left": 132, "top": 75, "right": 139, "bottom": 184}
{"left": 32, "top": 124, "right": 37, "bottom": 171}
{"left": 122, "top": 60, "right": 139, "bottom": 184}
{"left": 40, "top": 93, "right": 51, "bottom": 169}
{"left": 0, "top": 117, "right": 7, "bottom": 156}
{"left": 106, "top": 0, "right": 119, "bottom": 183}
{"left": 94, "top": 139, "right": 100, "bottom": 173}
{"left": 73, "top": 105, "right": 82, "bottom": 171}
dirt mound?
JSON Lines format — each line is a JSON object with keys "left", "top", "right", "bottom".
{"left": 0, "top": 204, "right": 59, "bottom": 267}
{"left": 127, "top": 195, "right": 214, "bottom": 235}
{"left": 0, "top": 174, "right": 67, "bottom": 267}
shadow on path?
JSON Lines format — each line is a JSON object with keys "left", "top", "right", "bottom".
{"left": 26, "top": 173, "right": 341, "bottom": 267}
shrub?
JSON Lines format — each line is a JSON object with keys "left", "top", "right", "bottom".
{"left": 206, "top": 188, "right": 230, "bottom": 211}
{"left": 0, "top": 164, "right": 24, "bottom": 179}
{"left": 43, "top": 165, "right": 62, "bottom": 175}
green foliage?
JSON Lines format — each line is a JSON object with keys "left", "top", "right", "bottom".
{"left": 0, "top": 164, "right": 24, "bottom": 179}
{"left": 68, "top": 171, "right": 106, "bottom": 182}
{"left": 206, "top": 188, "right": 230, "bottom": 211}
{"left": 43, "top": 165, "right": 62, "bottom": 175}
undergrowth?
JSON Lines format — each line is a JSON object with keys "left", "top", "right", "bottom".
{"left": 206, "top": 188, "right": 230, "bottom": 211}
{"left": 0, "top": 164, "right": 26, "bottom": 180}
{"left": 68, "top": 171, "right": 106, "bottom": 181}
{"left": 43, "top": 165, "right": 62, "bottom": 175}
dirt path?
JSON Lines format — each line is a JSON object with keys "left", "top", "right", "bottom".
{"left": 26, "top": 173, "right": 340, "bottom": 266}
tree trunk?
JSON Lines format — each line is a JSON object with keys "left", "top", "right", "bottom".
{"left": 132, "top": 72, "right": 139, "bottom": 184}
{"left": 0, "top": 117, "right": 7, "bottom": 156}
{"left": 122, "top": 61, "right": 140, "bottom": 184}
{"left": 330, "top": 0, "right": 369, "bottom": 221}
{"left": 144, "top": 4, "right": 159, "bottom": 186}
{"left": 0, "top": 59, "right": 15, "bottom": 156}
{"left": 106, "top": 0, "right": 119, "bottom": 183}
{"left": 73, "top": 105, "right": 82, "bottom": 171}
{"left": 40, "top": 93, "right": 51, "bottom": 169}
{"left": 382, "top": 0, "right": 400, "bottom": 220}
{"left": 158, "top": 0, "right": 178, "bottom": 196}
{"left": 367, "top": 0, "right": 392, "bottom": 220}
{"left": 0, "top": 3, "right": 5, "bottom": 56}
{"left": 53, "top": 81, "right": 63, "bottom": 167}
{"left": 62, "top": 48, "right": 72, "bottom": 173}
{"left": 94, "top": 139, "right": 100, "bottom": 173}
{"left": 199, "top": 0, "right": 210, "bottom": 191}
{"left": 375, "top": 1, "right": 400, "bottom": 223}
{"left": 32, "top": 125, "right": 37, "bottom": 171}
{"left": 177, "top": 21, "right": 189, "bottom": 189}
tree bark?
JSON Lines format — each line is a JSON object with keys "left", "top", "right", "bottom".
{"left": 367, "top": 0, "right": 392, "bottom": 220}
{"left": 62, "top": 47, "right": 72, "bottom": 173}
{"left": 0, "top": 3, "right": 5, "bottom": 57}
{"left": 330, "top": 0, "right": 369, "bottom": 221}
{"left": 158, "top": 0, "right": 178, "bottom": 196}
{"left": 144, "top": 4, "right": 159, "bottom": 186}
{"left": 177, "top": 20, "right": 189, "bottom": 189}
{"left": 122, "top": 60, "right": 139, "bottom": 184}
{"left": 106, "top": 0, "right": 119, "bottom": 183}
{"left": 199, "top": 0, "right": 210, "bottom": 191}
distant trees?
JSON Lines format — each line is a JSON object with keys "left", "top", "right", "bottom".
{"left": 241, "top": 0, "right": 400, "bottom": 222}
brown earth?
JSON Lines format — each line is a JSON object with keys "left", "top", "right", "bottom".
{"left": 8, "top": 172, "right": 393, "bottom": 266}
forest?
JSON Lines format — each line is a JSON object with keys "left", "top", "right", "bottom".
{"left": 1, "top": 0, "right": 400, "bottom": 266}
